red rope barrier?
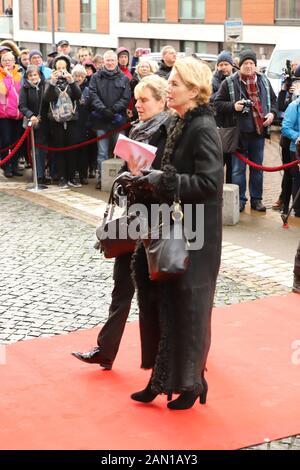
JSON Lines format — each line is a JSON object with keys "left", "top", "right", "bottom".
{"left": 36, "top": 122, "right": 131, "bottom": 152}
{"left": 0, "top": 127, "right": 31, "bottom": 167}
{"left": 235, "top": 151, "right": 299, "bottom": 172}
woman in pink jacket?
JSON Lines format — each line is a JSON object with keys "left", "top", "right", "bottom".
{"left": 0, "top": 51, "right": 23, "bottom": 177}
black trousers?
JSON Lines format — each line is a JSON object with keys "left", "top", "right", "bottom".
{"left": 50, "top": 120, "right": 79, "bottom": 181}
{"left": 280, "top": 137, "right": 293, "bottom": 212}
{"left": 294, "top": 241, "right": 300, "bottom": 279}
{"left": 97, "top": 252, "right": 135, "bottom": 363}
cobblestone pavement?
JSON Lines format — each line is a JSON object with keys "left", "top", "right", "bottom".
{"left": 0, "top": 189, "right": 299, "bottom": 450}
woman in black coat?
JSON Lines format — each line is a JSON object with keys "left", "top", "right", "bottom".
{"left": 19, "top": 65, "right": 48, "bottom": 183}
{"left": 71, "top": 75, "right": 171, "bottom": 370}
{"left": 43, "top": 55, "right": 82, "bottom": 188}
{"left": 130, "top": 57, "right": 223, "bottom": 410}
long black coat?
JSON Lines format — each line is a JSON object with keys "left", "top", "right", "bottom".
{"left": 132, "top": 106, "right": 223, "bottom": 394}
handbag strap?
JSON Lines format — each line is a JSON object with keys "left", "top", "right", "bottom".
{"left": 172, "top": 175, "right": 183, "bottom": 222}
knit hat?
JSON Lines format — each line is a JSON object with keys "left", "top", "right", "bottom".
{"left": 0, "top": 45, "right": 11, "bottom": 54}
{"left": 29, "top": 49, "right": 43, "bottom": 60}
{"left": 217, "top": 51, "right": 233, "bottom": 66}
{"left": 239, "top": 49, "right": 257, "bottom": 67}
{"left": 116, "top": 47, "right": 129, "bottom": 59}
{"left": 83, "top": 59, "right": 96, "bottom": 73}
{"left": 52, "top": 54, "right": 72, "bottom": 72}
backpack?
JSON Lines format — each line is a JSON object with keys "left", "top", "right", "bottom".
{"left": 50, "top": 85, "right": 77, "bottom": 125}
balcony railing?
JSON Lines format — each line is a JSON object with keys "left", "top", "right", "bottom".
{"left": 0, "top": 15, "right": 13, "bottom": 35}
{"left": 37, "top": 12, "right": 47, "bottom": 31}
{"left": 80, "top": 12, "right": 96, "bottom": 31}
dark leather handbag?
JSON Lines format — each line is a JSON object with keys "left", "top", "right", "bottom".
{"left": 95, "top": 174, "right": 138, "bottom": 258}
{"left": 143, "top": 176, "right": 189, "bottom": 282}
{"left": 218, "top": 125, "right": 239, "bottom": 153}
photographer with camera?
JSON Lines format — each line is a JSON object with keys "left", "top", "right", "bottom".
{"left": 272, "top": 61, "right": 299, "bottom": 212}
{"left": 215, "top": 50, "right": 277, "bottom": 212}
{"left": 44, "top": 55, "right": 82, "bottom": 188}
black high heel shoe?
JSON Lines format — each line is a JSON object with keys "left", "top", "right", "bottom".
{"left": 131, "top": 377, "right": 159, "bottom": 403}
{"left": 167, "top": 376, "right": 208, "bottom": 410}
{"left": 71, "top": 347, "right": 113, "bottom": 370}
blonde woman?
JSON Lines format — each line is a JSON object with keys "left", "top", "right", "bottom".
{"left": 130, "top": 57, "right": 223, "bottom": 410}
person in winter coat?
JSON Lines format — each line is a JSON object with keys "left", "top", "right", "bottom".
{"left": 19, "top": 65, "right": 49, "bottom": 184}
{"left": 71, "top": 75, "right": 171, "bottom": 370}
{"left": 29, "top": 50, "right": 52, "bottom": 80}
{"left": 0, "top": 51, "right": 23, "bottom": 177}
{"left": 116, "top": 47, "right": 132, "bottom": 81}
{"left": 155, "top": 45, "right": 177, "bottom": 80}
{"left": 211, "top": 51, "right": 235, "bottom": 183}
{"left": 43, "top": 54, "right": 82, "bottom": 188}
{"left": 215, "top": 49, "right": 277, "bottom": 212}
{"left": 89, "top": 50, "right": 131, "bottom": 190}
{"left": 281, "top": 86, "right": 300, "bottom": 217}
{"left": 129, "top": 57, "right": 223, "bottom": 410}
{"left": 71, "top": 64, "right": 92, "bottom": 184}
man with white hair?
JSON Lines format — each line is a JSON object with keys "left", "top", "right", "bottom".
{"left": 156, "top": 45, "right": 177, "bottom": 80}
{"left": 89, "top": 50, "right": 131, "bottom": 189}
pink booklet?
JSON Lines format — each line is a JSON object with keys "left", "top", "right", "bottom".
{"left": 113, "top": 134, "right": 157, "bottom": 169}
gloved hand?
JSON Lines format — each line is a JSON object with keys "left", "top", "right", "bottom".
{"left": 135, "top": 170, "right": 163, "bottom": 190}
{"left": 102, "top": 108, "right": 114, "bottom": 121}
{"left": 112, "top": 113, "right": 125, "bottom": 125}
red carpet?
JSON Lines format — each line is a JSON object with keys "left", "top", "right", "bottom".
{"left": 1, "top": 293, "right": 300, "bottom": 450}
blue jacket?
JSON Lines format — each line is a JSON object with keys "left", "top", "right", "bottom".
{"left": 281, "top": 97, "right": 300, "bottom": 152}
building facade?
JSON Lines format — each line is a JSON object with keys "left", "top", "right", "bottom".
{"left": 1, "top": 1, "right": 300, "bottom": 58}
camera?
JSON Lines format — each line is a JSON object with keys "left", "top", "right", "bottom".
{"left": 282, "top": 59, "right": 299, "bottom": 90}
{"left": 240, "top": 99, "right": 252, "bottom": 114}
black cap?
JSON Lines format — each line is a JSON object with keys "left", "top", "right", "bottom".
{"left": 56, "top": 40, "right": 69, "bottom": 48}
{"left": 48, "top": 50, "right": 58, "bottom": 58}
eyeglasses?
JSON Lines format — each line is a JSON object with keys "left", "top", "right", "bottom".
{"left": 1, "top": 59, "right": 14, "bottom": 63}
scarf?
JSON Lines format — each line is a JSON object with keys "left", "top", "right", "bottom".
{"left": 240, "top": 72, "right": 265, "bottom": 135}
{"left": 129, "top": 111, "right": 170, "bottom": 144}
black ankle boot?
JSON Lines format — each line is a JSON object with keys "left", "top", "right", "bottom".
{"left": 131, "top": 377, "right": 159, "bottom": 403}
{"left": 167, "top": 376, "right": 208, "bottom": 410}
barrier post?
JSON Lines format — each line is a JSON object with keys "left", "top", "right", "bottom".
{"left": 27, "top": 121, "right": 47, "bottom": 192}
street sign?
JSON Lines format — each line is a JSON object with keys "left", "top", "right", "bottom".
{"left": 224, "top": 20, "right": 243, "bottom": 42}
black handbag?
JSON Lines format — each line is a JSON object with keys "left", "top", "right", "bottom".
{"left": 218, "top": 125, "right": 239, "bottom": 153}
{"left": 95, "top": 174, "right": 138, "bottom": 258}
{"left": 143, "top": 176, "right": 189, "bottom": 282}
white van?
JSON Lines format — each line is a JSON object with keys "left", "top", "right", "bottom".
{"left": 266, "top": 43, "right": 300, "bottom": 96}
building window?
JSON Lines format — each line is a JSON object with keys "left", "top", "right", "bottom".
{"left": 275, "top": 0, "right": 300, "bottom": 20}
{"left": 148, "top": 0, "right": 165, "bottom": 20}
{"left": 80, "top": 0, "right": 97, "bottom": 31}
{"left": 58, "top": 0, "right": 65, "bottom": 31}
{"left": 227, "top": 0, "right": 241, "bottom": 19}
{"left": 180, "top": 41, "right": 207, "bottom": 53}
{"left": 37, "top": 0, "right": 47, "bottom": 31}
{"left": 179, "top": 0, "right": 205, "bottom": 20}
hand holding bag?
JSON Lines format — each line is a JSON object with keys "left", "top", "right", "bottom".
{"left": 95, "top": 174, "right": 138, "bottom": 258}
{"left": 143, "top": 175, "right": 189, "bottom": 281}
